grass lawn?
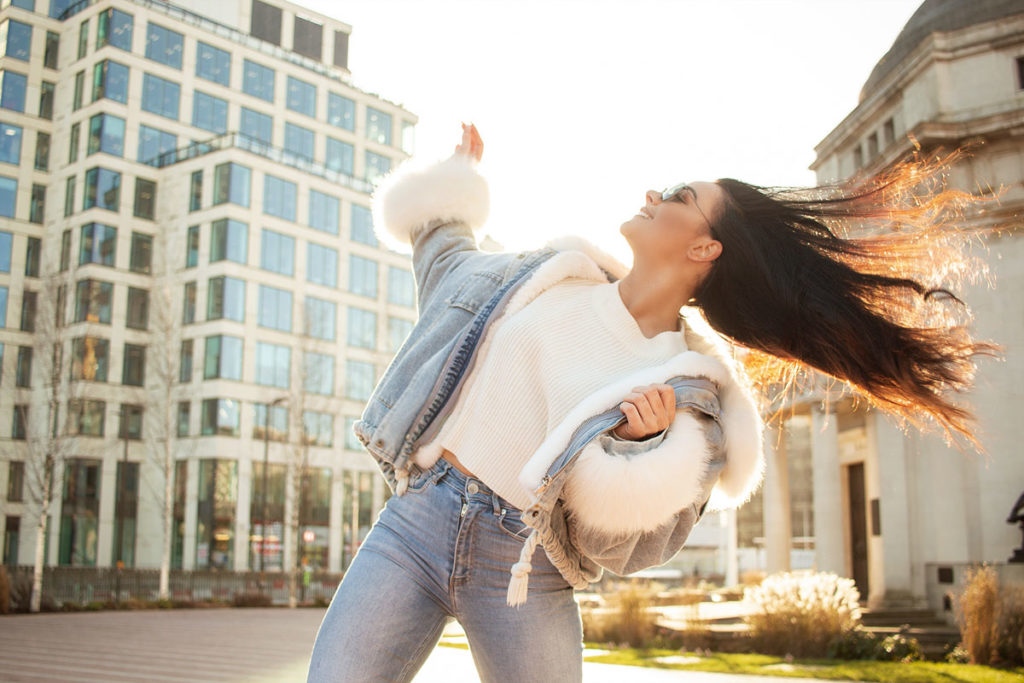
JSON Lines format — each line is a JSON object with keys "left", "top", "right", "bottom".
{"left": 581, "top": 648, "right": 1024, "bottom": 683}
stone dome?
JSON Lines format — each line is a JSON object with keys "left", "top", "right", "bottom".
{"left": 860, "top": 0, "right": 1024, "bottom": 101}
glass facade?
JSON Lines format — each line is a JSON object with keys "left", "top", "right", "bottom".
{"left": 325, "top": 137, "right": 354, "bottom": 176}
{"left": 302, "top": 410, "right": 333, "bottom": 447}
{"left": 203, "top": 335, "right": 243, "bottom": 380}
{"left": 141, "top": 73, "right": 180, "bottom": 120}
{"left": 349, "top": 254, "right": 378, "bottom": 298}
{"left": 0, "top": 176, "right": 14, "bottom": 217}
{"left": 133, "top": 178, "right": 155, "bottom": 219}
{"left": 83, "top": 167, "right": 121, "bottom": 212}
{"left": 252, "top": 403, "right": 287, "bottom": 441}
{"left": 200, "top": 398, "right": 240, "bottom": 436}
{"left": 259, "top": 229, "right": 294, "bottom": 276}
{"left": 145, "top": 22, "right": 183, "bottom": 69}
{"left": 74, "top": 279, "right": 113, "bottom": 323}
{"left": 192, "top": 91, "right": 228, "bottom": 134}
{"left": 308, "top": 189, "right": 339, "bottom": 234}
{"left": 240, "top": 107, "right": 272, "bottom": 145}
{"left": 213, "top": 162, "right": 250, "bottom": 207}
{"left": 304, "top": 296, "right": 336, "bottom": 341}
{"left": 112, "top": 461, "right": 139, "bottom": 567}
{"left": 388, "top": 316, "right": 414, "bottom": 352}
{"left": 242, "top": 59, "right": 274, "bottom": 102}
{"left": 67, "top": 398, "right": 106, "bottom": 435}
{"left": 130, "top": 232, "right": 153, "bottom": 274}
{"left": 97, "top": 8, "right": 133, "bottom": 52}
{"left": 254, "top": 341, "right": 290, "bottom": 388}
{"left": 121, "top": 342, "right": 145, "bottom": 385}
{"left": 3, "top": 19, "right": 31, "bottom": 62}
{"left": 79, "top": 223, "right": 116, "bottom": 266}
{"left": 342, "top": 470, "right": 374, "bottom": 569}
{"left": 306, "top": 242, "right": 337, "bottom": 287}
{"left": 137, "top": 125, "right": 176, "bottom": 164}
{"left": 210, "top": 218, "right": 248, "bottom": 264}
{"left": 365, "top": 151, "right": 391, "bottom": 184}
{"left": 345, "top": 359, "right": 374, "bottom": 401}
{"left": 87, "top": 113, "right": 125, "bottom": 157}
{"left": 387, "top": 266, "right": 415, "bottom": 307}
{"left": 92, "top": 60, "right": 129, "bottom": 104}
{"left": 196, "top": 41, "right": 230, "bottom": 86}
{"left": 347, "top": 307, "right": 377, "bottom": 350}
{"left": 257, "top": 284, "right": 292, "bottom": 332}
{"left": 327, "top": 92, "right": 354, "bottom": 130}
{"left": 263, "top": 174, "right": 297, "bottom": 220}
{"left": 350, "top": 204, "right": 376, "bottom": 246}
{"left": 284, "top": 122, "right": 314, "bottom": 160}
{"left": 303, "top": 351, "right": 334, "bottom": 395}
{"left": 0, "top": 70, "right": 27, "bottom": 112}
{"left": 286, "top": 76, "right": 316, "bottom": 117}
{"left": 206, "top": 276, "right": 245, "bottom": 322}
{"left": 70, "top": 337, "right": 109, "bottom": 381}
{"left": 195, "top": 459, "right": 237, "bottom": 569}
{"left": 0, "top": 122, "right": 21, "bottom": 164}
{"left": 59, "top": 459, "right": 101, "bottom": 566}
{"left": 298, "top": 467, "right": 331, "bottom": 570}
{"left": 366, "top": 107, "right": 392, "bottom": 145}
{"left": 249, "top": 461, "right": 285, "bottom": 571}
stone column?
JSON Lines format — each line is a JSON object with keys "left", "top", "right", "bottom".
{"left": 763, "top": 423, "right": 792, "bottom": 573}
{"left": 182, "top": 458, "right": 198, "bottom": 570}
{"left": 870, "top": 412, "right": 917, "bottom": 606}
{"left": 726, "top": 508, "right": 739, "bottom": 586}
{"left": 812, "top": 406, "right": 845, "bottom": 575}
{"left": 47, "top": 457, "right": 65, "bottom": 567}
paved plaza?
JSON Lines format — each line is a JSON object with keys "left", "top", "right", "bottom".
{"left": 0, "top": 607, "right": 825, "bottom": 682}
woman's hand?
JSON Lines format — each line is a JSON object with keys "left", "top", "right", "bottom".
{"left": 612, "top": 384, "right": 677, "bottom": 441}
{"left": 453, "top": 122, "right": 483, "bottom": 163}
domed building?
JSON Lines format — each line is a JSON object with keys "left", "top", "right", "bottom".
{"left": 760, "top": 0, "right": 1024, "bottom": 616}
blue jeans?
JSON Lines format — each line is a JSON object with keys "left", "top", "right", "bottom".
{"left": 307, "top": 459, "right": 584, "bottom": 682}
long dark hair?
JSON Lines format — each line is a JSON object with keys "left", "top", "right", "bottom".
{"left": 696, "top": 150, "right": 1000, "bottom": 448}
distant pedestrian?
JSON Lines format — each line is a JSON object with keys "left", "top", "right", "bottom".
{"left": 307, "top": 123, "right": 993, "bottom": 681}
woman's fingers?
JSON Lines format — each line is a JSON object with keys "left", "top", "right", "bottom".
{"left": 616, "top": 384, "right": 677, "bottom": 439}
{"left": 454, "top": 122, "right": 483, "bottom": 162}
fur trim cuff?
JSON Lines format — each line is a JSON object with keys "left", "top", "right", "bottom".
{"left": 371, "top": 155, "right": 490, "bottom": 252}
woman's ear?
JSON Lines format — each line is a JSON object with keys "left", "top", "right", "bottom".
{"left": 689, "top": 238, "right": 722, "bottom": 263}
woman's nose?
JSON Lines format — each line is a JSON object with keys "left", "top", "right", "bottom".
{"left": 645, "top": 189, "right": 661, "bottom": 205}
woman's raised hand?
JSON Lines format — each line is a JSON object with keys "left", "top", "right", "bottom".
{"left": 453, "top": 122, "right": 483, "bottom": 163}
{"left": 612, "top": 384, "right": 677, "bottom": 441}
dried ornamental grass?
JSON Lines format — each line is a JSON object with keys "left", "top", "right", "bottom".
{"left": 956, "top": 565, "right": 999, "bottom": 665}
{"left": 745, "top": 571, "right": 862, "bottom": 658}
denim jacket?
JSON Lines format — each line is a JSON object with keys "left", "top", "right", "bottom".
{"left": 353, "top": 155, "right": 765, "bottom": 604}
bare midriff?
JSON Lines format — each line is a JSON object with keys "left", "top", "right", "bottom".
{"left": 441, "top": 448, "right": 477, "bottom": 478}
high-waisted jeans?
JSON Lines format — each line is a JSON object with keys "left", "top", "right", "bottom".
{"left": 306, "top": 458, "right": 584, "bottom": 682}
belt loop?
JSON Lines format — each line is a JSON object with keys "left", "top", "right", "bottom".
{"left": 491, "top": 491, "right": 501, "bottom": 516}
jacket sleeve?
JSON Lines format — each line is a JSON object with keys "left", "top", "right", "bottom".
{"left": 371, "top": 154, "right": 491, "bottom": 310}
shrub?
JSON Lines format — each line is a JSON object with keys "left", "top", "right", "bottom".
{"left": 877, "top": 631, "right": 923, "bottom": 662}
{"left": 956, "top": 565, "right": 999, "bottom": 665}
{"left": 745, "top": 571, "right": 861, "bottom": 658}
{"left": 0, "top": 566, "right": 9, "bottom": 615}
{"left": 581, "top": 586, "right": 658, "bottom": 647}
{"left": 994, "top": 583, "right": 1024, "bottom": 667}
{"left": 827, "top": 626, "right": 880, "bottom": 660}
{"left": 232, "top": 591, "right": 272, "bottom": 607}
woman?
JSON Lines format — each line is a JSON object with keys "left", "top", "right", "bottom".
{"left": 307, "top": 124, "right": 993, "bottom": 682}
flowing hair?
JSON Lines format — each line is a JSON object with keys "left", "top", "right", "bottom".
{"left": 695, "top": 150, "right": 1001, "bottom": 448}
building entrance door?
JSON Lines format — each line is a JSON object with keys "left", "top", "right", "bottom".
{"left": 847, "top": 462, "right": 869, "bottom": 600}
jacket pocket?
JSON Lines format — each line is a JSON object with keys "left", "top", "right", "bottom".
{"left": 446, "top": 270, "right": 503, "bottom": 314}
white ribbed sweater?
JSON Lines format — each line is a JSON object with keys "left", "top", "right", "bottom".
{"left": 437, "top": 279, "right": 688, "bottom": 510}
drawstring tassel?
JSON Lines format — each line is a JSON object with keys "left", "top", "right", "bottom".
{"left": 506, "top": 529, "right": 540, "bottom": 607}
{"left": 395, "top": 468, "right": 410, "bottom": 496}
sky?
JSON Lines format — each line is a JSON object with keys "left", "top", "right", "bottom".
{"left": 303, "top": 0, "right": 924, "bottom": 259}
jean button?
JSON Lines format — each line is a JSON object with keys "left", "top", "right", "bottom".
{"left": 467, "top": 482, "right": 479, "bottom": 495}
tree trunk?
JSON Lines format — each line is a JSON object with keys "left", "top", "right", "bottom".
{"left": 29, "top": 455, "right": 54, "bottom": 613}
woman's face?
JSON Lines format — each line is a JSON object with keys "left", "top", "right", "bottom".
{"left": 620, "top": 181, "right": 725, "bottom": 267}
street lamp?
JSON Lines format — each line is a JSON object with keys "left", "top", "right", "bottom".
{"left": 259, "top": 396, "right": 287, "bottom": 589}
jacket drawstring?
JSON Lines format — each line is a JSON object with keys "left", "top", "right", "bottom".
{"left": 395, "top": 467, "right": 410, "bottom": 496}
{"left": 506, "top": 529, "right": 540, "bottom": 607}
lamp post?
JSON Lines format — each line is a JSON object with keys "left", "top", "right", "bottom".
{"left": 259, "top": 396, "right": 287, "bottom": 593}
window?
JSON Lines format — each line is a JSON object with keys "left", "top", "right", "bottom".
{"left": 189, "top": 170, "right": 202, "bottom": 211}
{"left": 70, "top": 337, "right": 110, "bottom": 381}
{"left": 240, "top": 107, "right": 272, "bottom": 145}
{"left": 68, "top": 399, "right": 105, "bottom": 436}
{"left": 201, "top": 398, "right": 239, "bottom": 436}
{"left": 325, "top": 137, "right": 354, "bottom": 175}
{"left": 196, "top": 41, "right": 230, "bottom": 86}
{"left": 852, "top": 144, "right": 862, "bottom": 170}
{"left": 192, "top": 91, "right": 228, "bottom": 134}
{"left": 182, "top": 281, "right": 196, "bottom": 323}
{"left": 349, "top": 255, "right": 378, "bottom": 298}
{"left": 242, "top": 59, "right": 274, "bottom": 102}
{"left": 7, "top": 461, "right": 24, "bottom": 502}
{"left": 119, "top": 403, "right": 143, "bottom": 439}
{"left": 303, "top": 352, "right": 334, "bottom": 395}
{"left": 15, "top": 346, "right": 31, "bottom": 387}
{"left": 185, "top": 225, "right": 199, "bottom": 266}
{"left": 284, "top": 123, "right": 314, "bottom": 160}
{"left": 308, "top": 189, "right": 339, "bottom": 234}
{"left": 250, "top": 0, "right": 282, "bottom": 46}
{"left": 130, "top": 232, "right": 151, "bottom": 273}
{"left": 72, "top": 70, "right": 84, "bottom": 110}
{"left": 177, "top": 401, "right": 190, "bottom": 435}
{"left": 0, "top": 70, "right": 27, "bottom": 112}
{"left": 3, "top": 19, "right": 31, "bottom": 62}
{"left": 97, "top": 8, "right": 132, "bottom": 52}
{"left": 401, "top": 121, "right": 415, "bottom": 155}
{"left": 365, "top": 151, "right": 391, "bottom": 184}
{"left": 24, "top": 236, "right": 39, "bottom": 276}
{"left": 307, "top": 243, "right": 337, "bottom": 287}
{"left": 304, "top": 297, "right": 336, "bottom": 341}
{"left": 78, "top": 18, "right": 88, "bottom": 59}
{"left": 87, "top": 113, "right": 125, "bottom": 157}
{"left": 388, "top": 316, "right": 414, "bottom": 352}
{"left": 28, "top": 184, "right": 44, "bottom": 223}
{"left": 263, "top": 174, "right": 296, "bottom": 221}
{"left": 0, "top": 230, "right": 8, "bottom": 271}
{"left": 292, "top": 15, "right": 322, "bottom": 60}
{"left": 179, "top": 340, "right": 192, "bottom": 383}
{"left": 0, "top": 286, "right": 6, "bottom": 326}
{"left": 74, "top": 279, "right": 113, "bottom": 323}
{"left": 60, "top": 228, "right": 71, "bottom": 270}
{"left": 327, "top": 93, "right": 354, "bottom": 131}
{"left": 0, "top": 123, "right": 21, "bottom": 164}
{"left": 92, "top": 59, "right": 129, "bottom": 104}
{"left": 210, "top": 218, "right": 247, "bottom": 264}
{"left": 303, "top": 411, "right": 333, "bottom": 447}
{"left": 344, "top": 359, "right": 374, "bottom": 401}
{"left": 126, "top": 288, "right": 148, "bottom": 329}
{"left": 347, "top": 307, "right": 377, "bottom": 349}
{"left": 122, "top": 343, "right": 145, "bottom": 385}
{"left": 366, "top": 107, "right": 392, "bottom": 146}
{"left": 257, "top": 284, "right": 292, "bottom": 332}
{"left": 1018, "top": 56, "right": 1024, "bottom": 90}
{"left": 254, "top": 342, "right": 290, "bottom": 388}
{"left": 260, "top": 229, "right": 294, "bottom": 276}
{"left": 343, "top": 417, "right": 362, "bottom": 451}
{"left": 866, "top": 132, "right": 878, "bottom": 159}
{"left": 137, "top": 125, "right": 176, "bottom": 165}
{"left": 133, "top": 178, "right": 155, "bottom": 220}
{"left": 203, "top": 335, "right": 242, "bottom": 380}
{"left": 206, "top": 276, "right": 245, "bottom": 322}
{"left": 883, "top": 117, "right": 895, "bottom": 146}
{"left": 38, "top": 81, "right": 55, "bottom": 119}
{"left": 54, "top": 284, "right": 65, "bottom": 327}
{"left": 286, "top": 76, "right": 315, "bottom": 117}
{"left": 145, "top": 23, "right": 183, "bottom": 69}
{"left": 34, "top": 131, "right": 49, "bottom": 170}
{"left": 388, "top": 267, "right": 415, "bottom": 307}
{"left": 350, "top": 204, "right": 377, "bottom": 246}
{"left": 44, "top": 31, "right": 59, "bottom": 69}
{"left": 0, "top": 176, "right": 15, "bottom": 217}
{"left": 213, "top": 162, "right": 250, "bottom": 207}
{"left": 333, "top": 30, "right": 349, "bottom": 70}
{"left": 83, "top": 167, "right": 121, "bottom": 212}
{"left": 141, "top": 73, "right": 180, "bottom": 120}
{"left": 20, "top": 290, "right": 35, "bottom": 331}
{"left": 79, "top": 222, "right": 116, "bottom": 266}
{"left": 253, "top": 403, "right": 287, "bottom": 441}
{"left": 68, "top": 122, "right": 80, "bottom": 162}
{"left": 64, "top": 176, "right": 75, "bottom": 217}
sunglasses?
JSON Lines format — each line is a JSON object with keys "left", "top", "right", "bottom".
{"left": 661, "top": 182, "right": 697, "bottom": 203}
